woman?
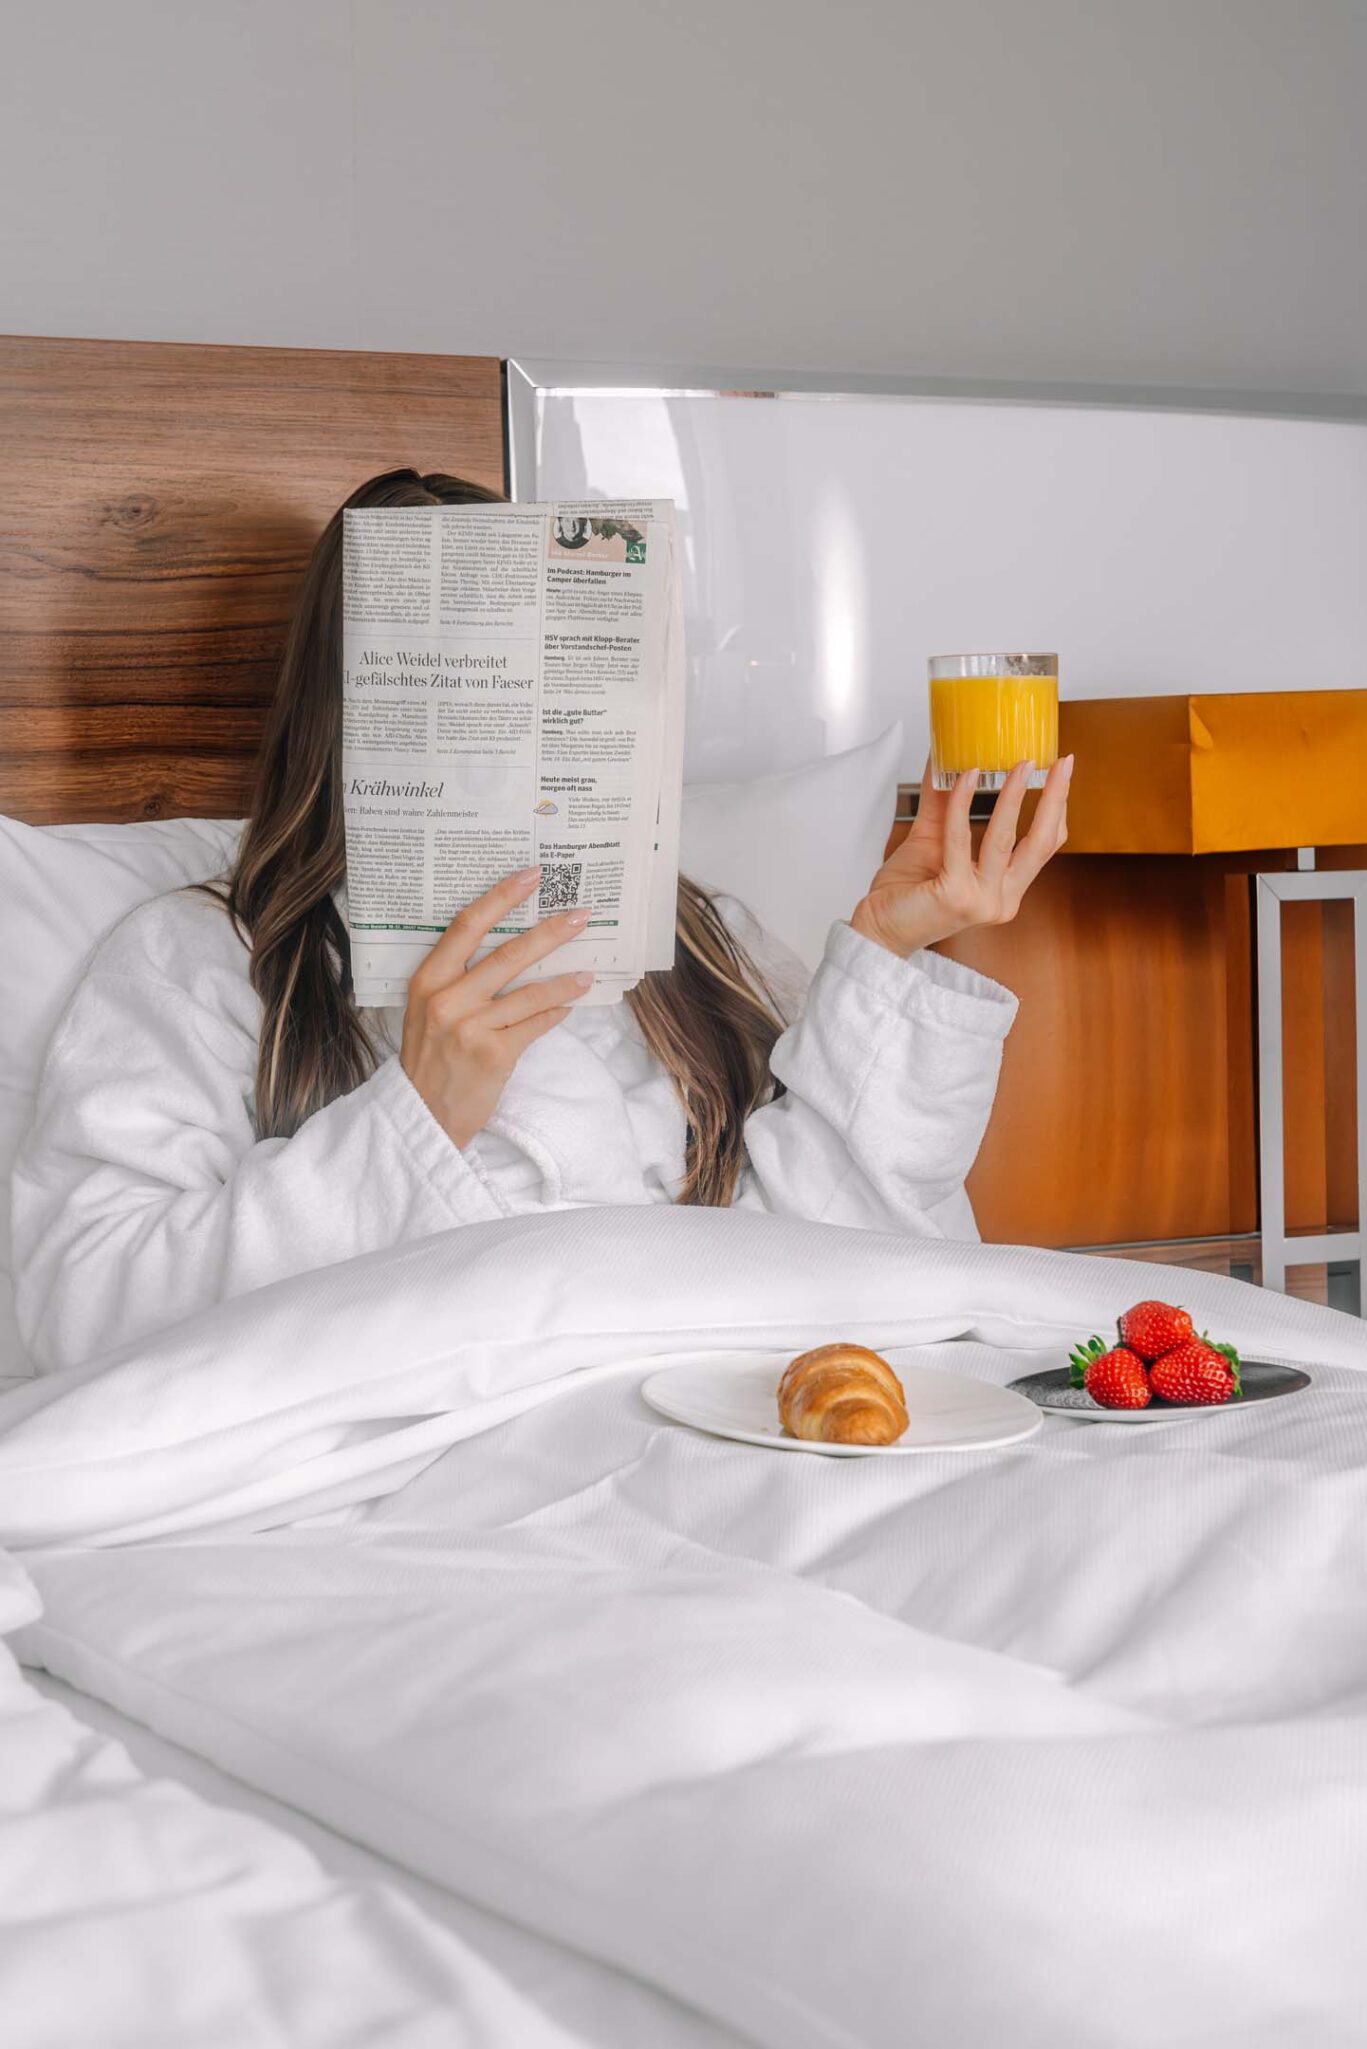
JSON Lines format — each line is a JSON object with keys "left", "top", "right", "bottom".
{"left": 12, "top": 470, "right": 1071, "bottom": 1373}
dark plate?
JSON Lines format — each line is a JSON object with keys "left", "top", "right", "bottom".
{"left": 1007, "top": 1358, "right": 1312, "bottom": 1422}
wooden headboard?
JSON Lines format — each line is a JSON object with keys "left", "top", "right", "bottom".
{"left": 0, "top": 335, "right": 505, "bottom": 824}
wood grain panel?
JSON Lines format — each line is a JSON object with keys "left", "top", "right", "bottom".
{"left": 942, "top": 856, "right": 1233, "bottom": 1247}
{"left": 1321, "top": 897, "right": 1358, "bottom": 1231}
{"left": 1280, "top": 901, "right": 1329, "bottom": 1233}
{"left": 881, "top": 814, "right": 1241, "bottom": 1246}
{"left": 881, "top": 799, "right": 1366, "bottom": 1248}
{"left": 1309, "top": 849, "right": 1364, "bottom": 1238}
{"left": 0, "top": 335, "right": 504, "bottom": 822}
{"left": 1223, "top": 872, "right": 1258, "bottom": 1236}
{"left": 0, "top": 705, "right": 269, "bottom": 824}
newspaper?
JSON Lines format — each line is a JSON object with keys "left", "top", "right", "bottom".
{"left": 341, "top": 502, "right": 683, "bottom": 1009}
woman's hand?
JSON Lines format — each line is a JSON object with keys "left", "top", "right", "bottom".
{"left": 851, "top": 754, "right": 1073, "bottom": 960}
{"left": 401, "top": 868, "right": 593, "bottom": 1148}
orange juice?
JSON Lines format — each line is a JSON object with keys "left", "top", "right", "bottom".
{"left": 928, "top": 655, "right": 1058, "bottom": 790}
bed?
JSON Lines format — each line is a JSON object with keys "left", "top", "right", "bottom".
{"left": 2, "top": 335, "right": 1367, "bottom": 2049}
{"left": 13, "top": 1650, "right": 741, "bottom": 2048}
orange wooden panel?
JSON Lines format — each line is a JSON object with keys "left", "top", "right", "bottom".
{"left": 1058, "top": 690, "right": 1367, "bottom": 855}
{"left": 883, "top": 794, "right": 1365, "bottom": 1247}
{"left": 1058, "top": 696, "right": 1194, "bottom": 854}
{"left": 1191, "top": 692, "right": 1367, "bottom": 855}
{"left": 942, "top": 856, "right": 1233, "bottom": 1247}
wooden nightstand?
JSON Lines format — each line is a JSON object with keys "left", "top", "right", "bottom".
{"left": 891, "top": 689, "right": 1367, "bottom": 1310}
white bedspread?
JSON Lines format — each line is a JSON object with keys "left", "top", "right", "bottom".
{"left": 3, "top": 1206, "right": 1366, "bottom": 2048}
{"left": 0, "top": 1555, "right": 583, "bottom": 2047}
{"left": 23, "top": 1666, "right": 747, "bottom": 2049}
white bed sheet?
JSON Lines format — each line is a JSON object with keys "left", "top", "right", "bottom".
{"left": 5, "top": 1207, "right": 1367, "bottom": 2049}
{"left": 0, "top": 1569, "right": 589, "bottom": 2049}
{"left": 28, "top": 1668, "right": 744, "bottom": 2049}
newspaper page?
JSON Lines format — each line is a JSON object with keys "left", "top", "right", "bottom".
{"left": 341, "top": 501, "right": 682, "bottom": 1010}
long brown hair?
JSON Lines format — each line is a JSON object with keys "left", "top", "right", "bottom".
{"left": 223, "top": 467, "right": 785, "bottom": 1206}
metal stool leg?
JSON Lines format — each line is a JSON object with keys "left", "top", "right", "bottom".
{"left": 1256, "top": 877, "right": 1286, "bottom": 1293}
{"left": 1255, "top": 869, "right": 1367, "bottom": 1311}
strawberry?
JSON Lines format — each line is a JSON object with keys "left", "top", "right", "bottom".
{"left": 1117, "top": 1299, "right": 1194, "bottom": 1363}
{"left": 1149, "top": 1337, "right": 1242, "bottom": 1406}
{"left": 1068, "top": 1336, "right": 1151, "bottom": 1409}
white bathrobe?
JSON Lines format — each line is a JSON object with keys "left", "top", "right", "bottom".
{"left": 11, "top": 888, "right": 1018, "bottom": 1372}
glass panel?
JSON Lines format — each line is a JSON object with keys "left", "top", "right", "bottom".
{"left": 534, "top": 388, "right": 1367, "bottom": 783}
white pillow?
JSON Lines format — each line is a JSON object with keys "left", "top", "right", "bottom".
{"left": 0, "top": 816, "right": 242, "bottom": 1375}
{"left": 680, "top": 724, "right": 902, "bottom": 971}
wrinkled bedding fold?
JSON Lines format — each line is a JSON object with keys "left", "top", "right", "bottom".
{"left": 4, "top": 1207, "right": 1366, "bottom": 2047}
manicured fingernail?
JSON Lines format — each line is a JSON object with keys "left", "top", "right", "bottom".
{"left": 1061, "top": 753, "right": 1075, "bottom": 778}
{"left": 565, "top": 906, "right": 590, "bottom": 926}
{"left": 573, "top": 971, "right": 594, "bottom": 990}
{"left": 1021, "top": 759, "right": 1036, "bottom": 776}
{"left": 514, "top": 865, "right": 541, "bottom": 884}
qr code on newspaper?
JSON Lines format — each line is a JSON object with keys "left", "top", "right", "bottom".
{"left": 538, "top": 862, "right": 584, "bottom": 913}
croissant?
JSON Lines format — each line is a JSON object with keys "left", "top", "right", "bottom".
{"left": 778, "top": 1343, "right": 909, "bottom": 1446}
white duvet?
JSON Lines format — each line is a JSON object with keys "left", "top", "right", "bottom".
{"left": 3, "top": 1206, "right": 1367, "bottom": 2048}
{"left": 0, "top": 1554, "right": 584, "bottom": 2048}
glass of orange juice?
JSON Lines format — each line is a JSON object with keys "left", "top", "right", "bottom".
{"left": 928, "top": 653, "right": 1059, "bottom": 791}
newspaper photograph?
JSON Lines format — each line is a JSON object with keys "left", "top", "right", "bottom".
{"left": 341, "top": 500, "right": 683, "bottom": 1009}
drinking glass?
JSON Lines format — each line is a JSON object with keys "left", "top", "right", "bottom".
{"left": 928, "top": 653, "right": 1059, "bottom": 792}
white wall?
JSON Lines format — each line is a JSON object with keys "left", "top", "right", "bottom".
{"left": 535, "top": 391, "right": 1367, "bottom": 780}
{"left": 2, "top": 1, "right": 1364, "bottom": 398}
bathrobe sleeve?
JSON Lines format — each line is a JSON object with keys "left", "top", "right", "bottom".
{"left": 11, "top": 911, "right": 506, "bottom": 1373}
{"left": 739, "top": 920, "right": 1018, "bottom": 1237}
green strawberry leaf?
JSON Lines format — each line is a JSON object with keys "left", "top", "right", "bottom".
{"left": 1202, "top": 1332, "right": 1242, "bottom": 1396}
{"left": 1068, "top": 1336, "right": 1106, "bottom": 1389}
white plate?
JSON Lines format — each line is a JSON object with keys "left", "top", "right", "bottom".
{"left": 1007, "top": 1359, "right": 1312, "bottom": 1423}
{"left": 641, "top": 1350, "right": 1043, "bottom": 1456}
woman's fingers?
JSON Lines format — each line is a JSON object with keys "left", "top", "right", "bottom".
{"left": 942, "top": 767, "right": 979, "bottom": 879}
{"left": 976, "top": 761, "right": 1032, "bottom": 886}
{"left": 489, "top": 968, "right": 594, "bottom": 1026}
{"left": 418, "top": 867, "right": 543, "bottom": 985}
{"left": 500, "top": 1006, "right": 573, "bottom": 1057}
{"left": 462, "top": 903, "right": 591, "bottom": 998}
{"left": 1007, "top": 754, "right": 1074, "bottom": 891}
{"left": 910, "top": 755, "right": 949, "bottom": 839}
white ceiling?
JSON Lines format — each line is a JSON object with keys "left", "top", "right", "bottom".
{"left": 2, "top": 0, "right": 1364, "bottom": 398}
